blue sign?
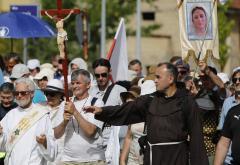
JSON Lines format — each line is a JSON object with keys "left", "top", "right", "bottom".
{"left": 10, "top": 5, "right": 38, "bottom": 17}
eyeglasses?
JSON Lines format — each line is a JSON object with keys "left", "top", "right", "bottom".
{"left": 13, "top": 91, "right": 32, "bottom": 96}
{"left": 94, "top": 72, "right": 108, "bottom": 78}
{"left": 232, "top": 77, "right": 240, "bottom": 84}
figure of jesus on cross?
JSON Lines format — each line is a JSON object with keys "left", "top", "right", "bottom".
{"left": 45, "top": 10, "right": 73, "bottom": 58}
{"left": 41, "top": 0, "right": 80, "bottom": 59}
{"left": 41, "top": 0, "right": 80, "bottom": 101}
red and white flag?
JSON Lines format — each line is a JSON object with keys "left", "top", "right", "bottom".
{"left": 107, "top": 18, "right": 128, "bottom": 82}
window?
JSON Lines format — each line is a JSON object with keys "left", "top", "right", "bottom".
{"left": 142, "top": 12, "right": 155, "bottom": 21}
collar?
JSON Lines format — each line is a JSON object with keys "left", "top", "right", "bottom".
{"left": 155, "top": 87, "right": 188, "bottom": 99}
{"left": 73, "top": 95, "right": 89, "bottom": 102}
{"left": 95, "top": 81, "right": 113, "bottom": 94}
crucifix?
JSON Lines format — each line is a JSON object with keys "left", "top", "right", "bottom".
{"left": 41, "top": 0, "right": 81, "bottom": 101}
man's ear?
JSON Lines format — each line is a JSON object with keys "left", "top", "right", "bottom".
{"left": 169, "top": 75, "right": 174, "bottom": 84}
{"left": 87, "top": 82, "right": 91, "bottom": 89}
{"left": 30, "top": 91, "right": 35, "bottom": 98}
{"left": 108, "top": 69, "right": 112, "bottom": 77}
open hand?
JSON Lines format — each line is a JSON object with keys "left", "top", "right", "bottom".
{"left": 83, "top": 106, "right": 103, "bottom": 115}
{"left": 36, "top": 134, "right": 47, "bottom": 149}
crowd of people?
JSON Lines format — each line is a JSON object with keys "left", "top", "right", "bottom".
{"left": 0, "top": 52, "right": 239, "bottom": 165}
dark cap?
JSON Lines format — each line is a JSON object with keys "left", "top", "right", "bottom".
{"left": 175, "top": 59, "right": 190, "bottom": 71}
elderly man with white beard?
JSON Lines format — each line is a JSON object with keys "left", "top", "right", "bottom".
{"left": 0, "top": 77, "right": 57, "bottom": 165}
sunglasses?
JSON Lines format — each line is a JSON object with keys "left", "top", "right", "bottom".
{"left": 179, "top": 70, "right": 188, "bottom": 75}
{"left": 13, "top": 91, "right": 32, "bottom": 97}
{"left": 29, "top": 69, "right": 36, "bottom": 72}
{"left": 232, "top": 77, "right": 240, "bottom": 84}
{"left": 44, "top": 92, "right": 55, "bottom": 97}
{"left": 38, "top": 76, "right": 48, "bottom": 81}
{"left": 94, "top": 73, "right": 108, "bottom": 78}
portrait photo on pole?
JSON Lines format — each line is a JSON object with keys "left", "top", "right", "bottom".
{"left": 186, "top": 2, "right": 213, "bottom": 40}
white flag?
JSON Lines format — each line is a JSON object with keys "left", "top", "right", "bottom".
{"left": 107, "top": 18, "right": 128, "bottom": 82}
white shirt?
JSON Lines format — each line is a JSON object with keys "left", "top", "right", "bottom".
{"left": 0, "top": 104, "right": 57, "bottom": 165}
{"left": 53, "top": 95, "right": 105, "bottom": 162}
{"left": 89, "top": 83, "right": 126, "bottom": 106}
{"left": 89, "top": 83, "right": 127, "bottom": 165}
{"left": 47, "top": 103, "right": 65, "bottom": 165}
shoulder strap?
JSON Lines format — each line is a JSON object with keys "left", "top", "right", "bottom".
{"left": 102, "top": 84, "right": 115, "bottom": 104}
{"left": 101, "top": 84, "right": 116, "bottom": 131}
{"left": 91, "top": 97, "right": 98, "bottom": 106}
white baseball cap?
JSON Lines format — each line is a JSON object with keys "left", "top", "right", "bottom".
{"left": 10, "top": 64, "right": 30, "bottom": 79}
{"left": 27, "top": 59, "right": 40, "bottom": 70}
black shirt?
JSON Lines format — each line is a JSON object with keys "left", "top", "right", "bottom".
{"left": 222, "top": 104, "right": 240, "bottom": 164}
{"left": 0, "top": 102, "right": 18, "bottom": 120}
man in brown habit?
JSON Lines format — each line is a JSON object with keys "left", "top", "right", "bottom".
{"left": 84, "top": 62, "right": 209, "bottom": 165}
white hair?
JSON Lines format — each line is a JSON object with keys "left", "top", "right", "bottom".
{"left": 15, "top": 77, "right": 35, "bottom": 91}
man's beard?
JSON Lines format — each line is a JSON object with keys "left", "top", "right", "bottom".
{"left": 235, "top": 84, "right": 240, "bottom": 97}
{"left": 16, "top": 97, "right": 31, "bottom": 108}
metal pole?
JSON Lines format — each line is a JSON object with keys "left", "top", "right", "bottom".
{"left": 101, "top": 0, "right": 106, "bottom": 58}
{"left": 10, "top": 39, "right": 13, "bottom": 52}
{"left": 136, "top": 0, "right": 141, "bottom": 60}
{"left": 23, "top": 38, "right": 28, "bottom": 64}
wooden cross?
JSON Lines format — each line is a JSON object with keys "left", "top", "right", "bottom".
{"left": 41, "top": 0, "right": 80, "bottom": 19}
{"left": 41, "top": 0, "right": 81, "bottom": 101}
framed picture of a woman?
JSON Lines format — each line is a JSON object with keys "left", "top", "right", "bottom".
{"left": 186, "top": 2, "right": 213, "bottom": 40}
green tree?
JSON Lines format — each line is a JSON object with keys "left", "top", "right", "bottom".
{"left": 217, "top": 1, "right": 235, "bottom": 70}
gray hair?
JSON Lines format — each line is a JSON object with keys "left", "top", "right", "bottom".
{"left": 14, "top": 77, "right": 35, "bottom": 91}
{"left": 71, "top": 69, "right": 91, "bottom": 83}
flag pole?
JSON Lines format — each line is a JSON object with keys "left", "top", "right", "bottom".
{"left": 101, "top": 0, "right": 106, "bottom": 58}
{"left": 136, "top": 0, "right": 141, "bottom": 60}
{"left": 106, "top": 40, "right": 116, "bottom": 60}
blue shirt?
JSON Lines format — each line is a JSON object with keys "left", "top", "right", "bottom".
{"left": 218, "top": 96, "right": 239, "bottom": 164}
{"left": 33, "top": 89, "right": 47, "bottom": 104}
{"left": 0, "top": 69, "right": 4, "bottom": 86}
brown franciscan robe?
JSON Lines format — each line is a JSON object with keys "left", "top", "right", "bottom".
{"left": 95, "top": 88, "right": 209, "bottom": 165}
